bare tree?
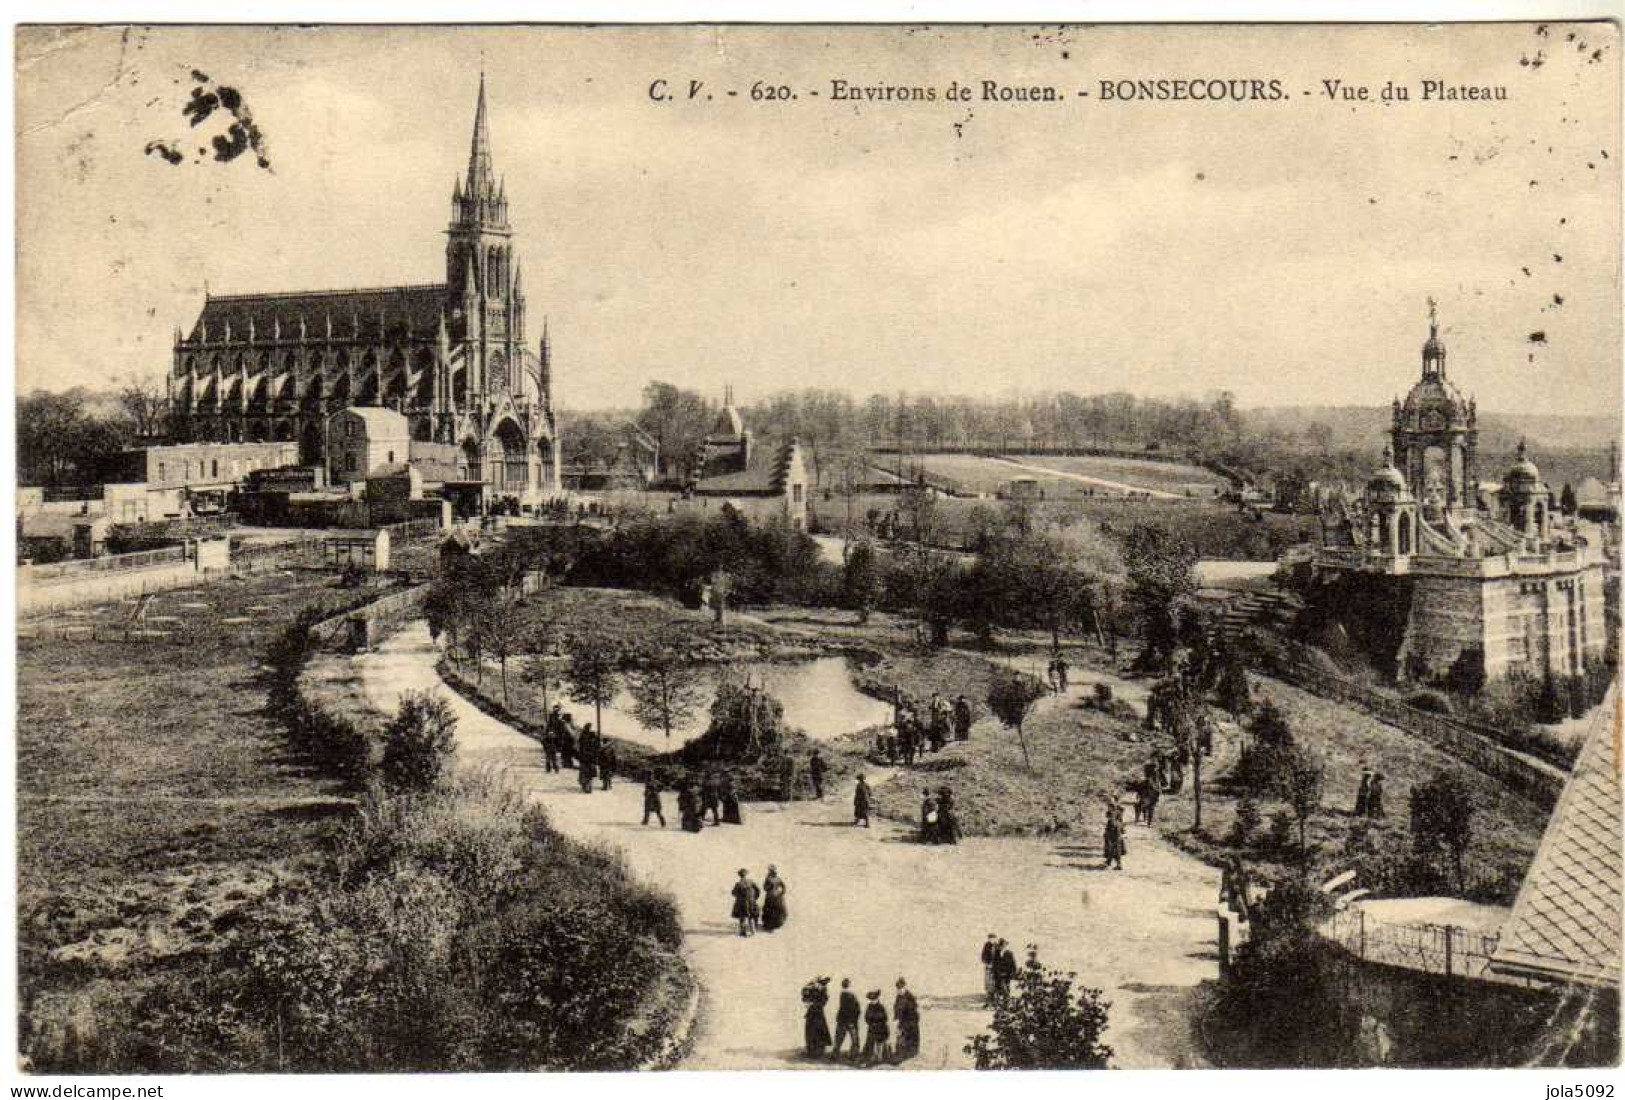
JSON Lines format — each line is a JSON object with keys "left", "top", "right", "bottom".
{"left": 625, "top": 650, "right": 707, "bottom": 740}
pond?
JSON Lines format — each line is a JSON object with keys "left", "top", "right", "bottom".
{"left": 591, "top": 656, "right": 895, "bottom": 752}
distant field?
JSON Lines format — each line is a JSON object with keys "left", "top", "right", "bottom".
{"left": 1005, "top": 454, "right": 1226, "bottom": 495}
{"left": 899, "top": 452, "right": 1224, "bottom": 500}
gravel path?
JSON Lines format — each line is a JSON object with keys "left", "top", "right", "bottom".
{"left": 359, "top": 622, "right": 1223, "bottom": 1070}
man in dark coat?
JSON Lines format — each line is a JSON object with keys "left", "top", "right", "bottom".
{"left": 802, "top": 978, "right": 833, "bottom": 1059}
{"left": 893, "top": 978, "right": 920, "bottom": 1060}
{"left": 542, "top": 704, "right": 562, "bottom": 773}
{"left": 701, "top": 771, "right": 723, "bottom": 825}
{"left": 935, "top": 786, "right": 960, "bottom": 844}
{"left": 1355, "top": 771, "right": 1372, "bottom": 817}
{"left": 832, "top": 979, "right": 862, "bottom": 1060}
{"left": 853, "top": 775, "right": 871, "bottom": 828}
{"left": 730, "top": 869, "right": 758, "bottom": 937}
{"left": 980, "top": 934, "right": 998, "bottom": 1005}
{"left": 993, "top": 939, "right": 1017, "bottom": 1002}
{"left": 642, "top": 777, "right": 665, "bottom": 827}
{"left": 809, "top": 749, "right": 827, "bottom": 800}
{"left": 577, "top": 740, "right": 596, "bottom": 795}
{"left": 953, "top": 694, "right": 973, "bottom": 741}
{"left": 599, "top": 743, "right": 617, "bottom": 791}
{"left": 558, "top": 714, "right": 577, "bottom": 769}
{"left": 900, "top": 720, "right": 917, "bottom": 766}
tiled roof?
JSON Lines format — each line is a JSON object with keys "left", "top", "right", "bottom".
{"left": 695, "top": 440, "right": 798, "bottom": 496}
{"left": 1491, "top": 685, "right": 1622, "bottom": 988}
{"left": 187, "top": 285, "right": 450, "bottom": 344}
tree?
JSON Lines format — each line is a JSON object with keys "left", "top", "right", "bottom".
{"left": 841, "top": 538, "right": 881, "bottom": 624}
{"left": 17, "top": 388, "right": 128, "bottom": 488}
{"left": 116, "top": 373, "right": 168, "bottom": 440}
{"left": 520, "top": 611, "right": 563, "bottom": 715}
{"left": 1276, "top": 746, "right": 1326, "bottom": 857}
{"left": 965, "top": 946, "right": 1113, "bottom": 1069}
{"left": 636, "top": 381, "right": 713, "bottom": 480}
{"left": 1216, "top": 652, "right": 1253, "bottom": 717}
{"left": 1410, "top": 772, "right": 1475, "bottom": 893}
{"left": 476, "top": 591, "right": 525, "bottom": 707}
{"left": 564, "top": 635, "right": 623, "bottom": 735}
{"left": 1122, "top": 524, "right": 1198, "bottom": 672}
{"left": 1146, "top": 653, "right": 1209, "bottom": 831}
{"left": 625, "top": 650, "right": 707, "bottom": 740}
{"left": 380, "top": 690, "right": 458, "bottom": 792}
{"left": 987, "top": 670, "right": 1047, "bottom": 769}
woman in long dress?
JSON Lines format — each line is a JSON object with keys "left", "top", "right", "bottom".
{"left": 721, "top": 774, "right": 744, "bottom": 825}
{"left": 761, "top": 865, "right": 788, "bottom": 932}
{"left": 802, "top": 978, "right": 832, "bottom": 1058}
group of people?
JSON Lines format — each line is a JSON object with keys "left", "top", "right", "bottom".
{"left": 877, "top": 691, "right": 972, "bottom": 765}
{"left": 1045, "top": 653, "right": 1071, "bottom": 694}
{"left": 802, "top": 976, "right": 920, "bottom": 1064}
{"left": 917, "top": 785, "right": 961, "bottom": 844}
{"left": 543, "top": 703, "right": 617, "bottom": 794}
{"left": 648, "top": 770, "right": 746, "bottom": 832}
{"left": 1354, "top": 770, "right": 1388, "bottom": 819}
{"left": 729, "top": 866, "right": 788, "bottom": 936}
{"left": 1131, "top": 742, "right": 1197, "bottom": 823}
{"left": 979, "top": 935, "right": 1021, "bottom": 1004}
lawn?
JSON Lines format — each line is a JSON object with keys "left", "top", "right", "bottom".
{"left": 17, "top": 566, "right": 368, "bottom": 1066}
{"left": 1006, "top": 453, "right": 1226, "bottom": 495}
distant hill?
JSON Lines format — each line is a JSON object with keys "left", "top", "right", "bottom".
{"left": 1246, "top": 405, "right": 1621, "bottom": 455}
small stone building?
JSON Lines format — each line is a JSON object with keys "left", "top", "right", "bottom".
{"left": 691, "top": 438, "right": 810, "bottom": 531}
{"left": 327, "top": 407, "right": 411, "bottom": 487}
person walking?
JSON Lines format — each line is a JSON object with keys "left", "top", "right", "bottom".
{"left": 761, "top": 865, "right": 788, "bottom": 932}
{"left": 701, "top": 770, "right": 723, "bottom": 826}
{"left": 1142, "top": 779, "right": 1160, "bottom": 826}
{"left": 577, "top": 742, "right": 597, "bottom": 795}
{"left": 854, "top": 775, "right": 871, "bottom": 828}
{"left": 980, "top": 934, "right": 999, "bottom": 1006}
{"left": 1103, "top": 800, "right": 1126, "bottom": 870}
{"left": 1055, "top": 654, "right": 1070, "bottom": 693}
{"left": 542, "top": 704, "right": 562, "bottom": 773}
{"left": 893, "top": 978, "right": 920, "bottom": 1060}
{"left": 1354, "top": 770, "right": 1372, "bottom": 817}
{"left": 802, "top": 977, "right": 833, "bottom": 1060}
{"left": 599, "top": 743, "right": 617, "bottom": 791}
{"left": 642, "top": 777, "right": 666, "bottom": 827}
{"left": 730, "top": 869, "right": 758, "bottom": 937}
{"left": 832, "top": 979, "right": 862, "bottom": 1060}
{"left": 936, "top": 786, "right": 960, "bottom": 844}
{"left": 953, "top": 694, "right": 973, "bottom": 741}
{"left": 558, "top": 713, "right": 577, "bottom": 770}
{"left": 993, "top": 938, "right": 1017, "bottom": 1002}
{"left": 809, "top": 749, "right": 827, "bottom": 800}
{"left": 861, "top": 991, "right": 891, "bottom": 1064}
{"left": 722, "top": 773, "right": 744, "bottom": 825}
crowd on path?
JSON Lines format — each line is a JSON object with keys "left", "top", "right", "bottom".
{"left": 542, "top": 703, "right": 619, "bottom": 794}
{"left": 801, "top": 976, "right": 920, "bottom": 1066}
{"left": 875, "top": 691, "right": 972, "bottom": 765}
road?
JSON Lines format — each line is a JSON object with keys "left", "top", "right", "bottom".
{"left": 992, "top": 457, "right": 1184, "bottom": 499}
{"left": 359, "top": 622, "right": 1222, "bottom": 1069}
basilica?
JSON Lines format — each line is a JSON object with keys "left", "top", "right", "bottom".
{"left": 1317, "top": 304, "right": 1611, "bottom": 685}
{"left": 166, "top": 76, "right": 561, "bottom": 498}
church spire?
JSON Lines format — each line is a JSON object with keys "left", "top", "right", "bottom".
{"left": 466, "top": 71, "right": 496, "bottom": 201}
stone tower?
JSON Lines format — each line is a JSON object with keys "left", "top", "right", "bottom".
{"left": 1392, "top": 298, "right": 1478, "bottom": 525}
{"left": 446, "top": 72, "right": 523, "bottom": 400}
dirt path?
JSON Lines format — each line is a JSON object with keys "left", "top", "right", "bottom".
{"left": 359, "top": 623, "right": 1222, "bottom": 1070}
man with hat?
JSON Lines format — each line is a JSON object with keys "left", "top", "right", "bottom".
{"left": 893, "top": 978, "right": 920, "bottom": 1060}
{"left": 832, "top": 978, "right": 862, "bottom": 1060}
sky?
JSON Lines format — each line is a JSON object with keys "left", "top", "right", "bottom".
{"left": 14, "top": 23, "right": 1622, "bottom": 419}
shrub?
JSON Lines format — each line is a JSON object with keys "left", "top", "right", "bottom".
{"left": 1267, "top": 810, "right": 1294, "bottom": 851}
{"left": 1410, "top": 772, "right": 1475, "bottom": 894}
{"left": 1228, "top": 796, "right": 1262, "bottom": 847}
{"left": 965, "top": 946, "right": 1112, "bottom": 1069}
{"left": 1092, "top": 682, "right": 1113, "bottom": 708}
{"left": 380, "top": 690, "right": 458, "bottom": 793}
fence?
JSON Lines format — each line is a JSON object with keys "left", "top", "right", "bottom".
{"left": 20, "top": 544, "right": 188, "bottom": 582}
{"left": 231, "top": 533, "right": 328, "bottom": 575}
{"left": 308, "top": 583, "right": 431, "bottom": 651}
{"left": 1258, "top": 651, "right": 1566, "bottom": 808}
{"left": 1321, "top": 908, "right": 1515, "bottom": 986}
{"left": 380, "top": 517, "right": 443, "bottom": 543}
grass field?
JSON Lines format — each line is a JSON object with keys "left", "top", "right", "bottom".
{"left": 17, "top": 566, "right": 372, "bottom": 1064}
{"left": 1006, "top": 453, "right": 1226, "bottom": 494}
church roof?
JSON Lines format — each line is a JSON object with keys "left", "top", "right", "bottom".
{"left": 186, "top": 284, "right": 449, "bottom": 344}
{"left": 1491, "top": 686, "right": 1622, "bottom": 988}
